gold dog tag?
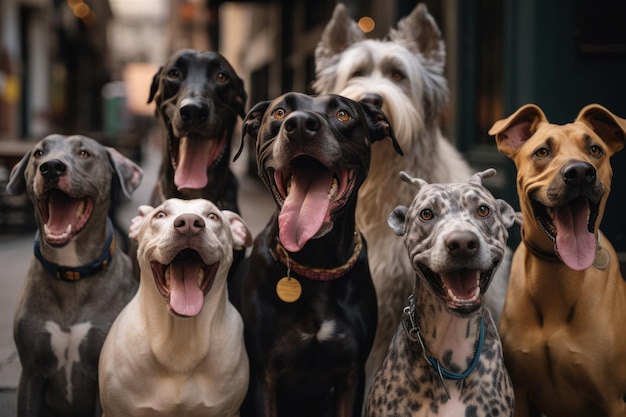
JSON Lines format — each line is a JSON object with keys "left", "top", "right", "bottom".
{"left": 276, "top": 277, "right": 302, "bottom": 303}
{"left": 593, "top": 247, "right": 610, "bottom": 270}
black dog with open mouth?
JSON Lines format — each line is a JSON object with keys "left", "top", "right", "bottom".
{"left": 148, "top": 49, "right": 247, "bottom": 210}
{"left": 233, "top": 92, "right": 402, "bottom": 417}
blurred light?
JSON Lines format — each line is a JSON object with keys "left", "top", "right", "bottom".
{"left": 358, "top": 16, "right": 375, "bottom": 33}
{"left": 72, "top": 2, "right": 91, "bottom": 19}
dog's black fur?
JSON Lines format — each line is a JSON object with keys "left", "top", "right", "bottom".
{"left": 234, "top": 92, "right": 402, "bottom": 417}
{"left": 148, "top": 49, "right": 247, "bottom": 210}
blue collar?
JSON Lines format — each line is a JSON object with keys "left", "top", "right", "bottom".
{"left": 34, "top": 218, "right": 116, "bottom": 281}
{"left": 402, "top": 294, "right": 485, "bottom": 381}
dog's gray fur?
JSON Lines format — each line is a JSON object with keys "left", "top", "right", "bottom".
{"left": 7, "top": 134, "right": 142, "bottom": 416}
{"left": 313, "top": 3, "right": 512, "bottom": 387}
{"left": 366, "top": 169, "right": 515, "bottom": 416}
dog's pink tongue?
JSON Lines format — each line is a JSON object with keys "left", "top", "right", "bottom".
{"left": 279, "top": 169, "right": 333, "bottom": 252}
{"left": 174, "top": 137, "right": 210, "bottom": 190}
{"left": 168, "top": 259, "right": 204, "bottom": 317}
{"left": 554, "top": 200, "right": 595, "bottom": 271}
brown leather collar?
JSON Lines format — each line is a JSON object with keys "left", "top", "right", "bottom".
{"left": 270, "top": 231, "right": 363, "bottom": 281}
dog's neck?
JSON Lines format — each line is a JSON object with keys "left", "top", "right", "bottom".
{"left": 272, "top": 208, "right": 359, "bottom": 272}
{"left": 405, "top": 283, "right": 484, "bottom": 381}
{"left": 35, "top": 218, "right": 114, "bottom": 280}
{"left": 135, "top": 262, "right": 231, "bottom": 369}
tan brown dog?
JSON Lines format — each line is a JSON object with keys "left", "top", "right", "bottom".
{"left": 489, "top": 104, "right": 626, "bottom": 417}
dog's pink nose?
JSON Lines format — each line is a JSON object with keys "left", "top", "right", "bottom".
{"left": 445, "top": 231, "right": 479, "bottom": 257}
{"left": 173, "top": 213, "right": 205, "bottom": 235}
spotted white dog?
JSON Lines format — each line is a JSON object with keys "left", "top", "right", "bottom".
{"left": 313, "top": 3, "right": 511, "bottom": 385}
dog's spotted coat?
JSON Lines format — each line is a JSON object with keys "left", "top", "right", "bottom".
{"left": 366, "top": 170, "right": 515, "bottom": 417}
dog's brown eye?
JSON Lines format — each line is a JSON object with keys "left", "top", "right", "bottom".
{"left": 208, "top": 213, "right": 219, "bottom": 221}
{"left": 33, "top": 150, "right": 43, "bottom": 159}
{"left": 78, "top": 150, "right": 89, "bottom": 158}
{"left": 534, "top": 148, "right": 549, "bottom": 158}
{"left": 590, "top": 144, "right": 603, "bottom": 157}
{"left": 167, "top": 69, "right": 180, "bottom": 79}
{"left": 477, "top": 205, "right": 490, "bottom": 217}
{"left": 272, "top": 108, "right": 286, "bottom": 119}
{"left": 337, "top": 110, "right": 351, "bottom": 122}
{"left": 351, "top": 70, "right": 363, "bottom": 78}
{"left": 215, "top": 73, "right": 228, "bottom": 83}
{"left": 391, "top": 71, "right": 405, "bottom": 82}
{"left": 155, "top": 211, "right": 166, "bottom": 219}
{"left": 420, "top": 209, "right": 434, "bottom": 221}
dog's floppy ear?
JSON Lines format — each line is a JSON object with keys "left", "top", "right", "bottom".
{"left": 106, "top": 147, "right": 144, "bottom": 200}
{"left": 359, "top": 101, "right": 403, "bottom": 156}
{"left": 576, "top": 104, "right": 626, "bottom": 156}
{"left": 233, "top": 99, "right": 272, "bottom": 162}
{"left": 489, "top": 104, "right": 547, "bottom": 158}
{"left": 388, "top": 206, "right": 409, "bottom": 236}
{"left": 147, "top": 66, "right": 163, "bottom": 105}
{"left": 221, "top": 210, "right": 253, "bottom": 250}
{"left": 6, "top": 150, "right": 32, "bottom": 195}
{"left": 399, "top": 171, "right": 428, "bottom": 190}
{"left": 497, "top": 199, "right": 517, "bottom": 229}
{"left": 129, "top": 205, "right": 154, "bottom": 242}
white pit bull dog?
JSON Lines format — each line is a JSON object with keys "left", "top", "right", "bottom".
{"left": 99, "top": 198, "right": 252, "bottom": 417}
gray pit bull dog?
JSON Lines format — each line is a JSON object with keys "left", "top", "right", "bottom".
{"left": 6, "top": 134, "right": 143, "bottom": 416}
{"left": 366, "top": 169, "right": 515, "bottom": 417}
{"left": 99, "top": 198, "right": 252, "bottom": 417}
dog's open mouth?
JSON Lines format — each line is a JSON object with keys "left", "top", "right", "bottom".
{"left": 150, "top": 248, "right": 219, "bottom": 318}
{"left": 170, "top": 132, "right": 228, "bottom": 191}
{"left": 38, "top": 189, "right": 93, "bottom": 246}
{"left": 417, "top": 263, "right": 497, "bottom": 315}
{"left": 532, "top": 197, "right": 599, "bottom": 270}
{"left": 270, "top": 156, "right": 357, "bottom": 252}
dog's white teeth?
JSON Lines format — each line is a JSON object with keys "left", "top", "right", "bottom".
{"left": 286, "top": 177, "right": 292, "bottom": 196}
{"left": 328, "top": 178, "right": 339, "bottom": 200}
{"left": 197, "top": 268, "right": 204, "bottom": 286}
{"left": 165, "top": 267, "right": 171, "bottom": 286}
{"left": 76, "top": 200, "right": 85, "bottom": 218}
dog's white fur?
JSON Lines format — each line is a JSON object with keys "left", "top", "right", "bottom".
{"left": 313, "top": 3, "right": 510, "bottom": 386}
{"left": 99, "top": 198, "right": 252, "bottom": 417}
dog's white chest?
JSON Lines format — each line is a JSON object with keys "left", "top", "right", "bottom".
{"left": 45, "top": 320, "right": 92, "bottom": 403}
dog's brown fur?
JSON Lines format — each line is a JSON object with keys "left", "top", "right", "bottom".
{"left": 490, "top": 104, "right": 626, "bottom": 417}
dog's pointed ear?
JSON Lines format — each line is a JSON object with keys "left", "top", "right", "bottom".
{"left": 233, "top": 100, "right": 271, "bottom": 162}
{"left": 221, "top": 210, "right": 253, "bottom": 250}
{"left": 129, "top": 205, "right": 154, "bottom": 242}
{"left": 489, "top": 104, "right": 547, "bottom": 158}
{"left": 388, "top": 205, "right": 409, "bottom": 236}
{"left": 359, "top": 101, "right": 403, "bottom": 156}
{"left": 147, "top": 66, "right": 163, "bottom": 105}
{"left": 6, "top": 150, "right": 32, "bottom": 196}
{"left": 399, "top": 171, "right": 428, "bottom": 190}
{"left": 315, "top": 3, "right": 365, "bottom": 70}
{"left": 391, "top": 3, "right": 445, "bottom": 66}
{"left": 469, "top": 168, "right": 497, "bottom": 185}
{"left": 106, "top": 147, "right": 144, "bottom": 199}
{"left": 497, "top": 199, "right": 517, "bottom": 229}
{"left": 576, "top": 104, "right": 626, "bottom": 156}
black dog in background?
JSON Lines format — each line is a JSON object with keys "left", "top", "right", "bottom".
{"left": 148, "top": 49, "right": 247, "bottom": 210}
{"left": 233, "top": 92, "right": 402, "bottom": 417}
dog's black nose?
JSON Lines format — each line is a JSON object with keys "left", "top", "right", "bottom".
{"left": 180, "top": 102, "right": 209, "bottom": 126}
{"left": 445, "top": 231, "right": 479, "bottom": 257}
{"left": 284, "top": 113, "right": 321, "bottom": 139}
{"left": 39, "top": 159, "right": 67, "bottom": 179}
{"left": 562, "top": 161, "right": 596, "bottom": 186}
{"left": 174, "top": 213, "right": 206, "bottom": 235}
{"left": 360, "top": 93, "right": 384, "bottom": 108}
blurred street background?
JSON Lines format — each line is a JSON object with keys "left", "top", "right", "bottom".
{"left": 1, "top": 0, "right": 625, "bottom": 413}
